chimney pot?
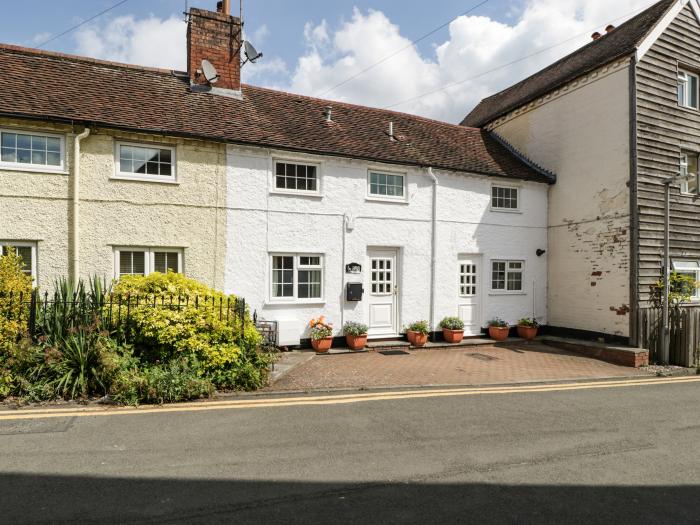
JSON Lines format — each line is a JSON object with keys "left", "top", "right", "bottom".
{"left": 591, "top": 31, "right": 602, "bottom": 41}
{"left": 606, "top": 24, "right": 615, "bottom": 33}
{"left": 325, "top": 106, "right": 333, "bottom": 122}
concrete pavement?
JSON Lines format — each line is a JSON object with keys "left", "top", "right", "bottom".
{"left": 2, "top": 377, "right": 700, "bottom": 524}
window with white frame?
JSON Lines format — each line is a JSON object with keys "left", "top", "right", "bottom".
{"left": 678, "top": 69, "right": 699, "bottom": 109}
{"left": 116, "top": 143, "right": 176, "bottom": 181}
{"left": 491, "top": 185, "right": 519, "bottom": 210}
{"left": 680, "top": 153, "right": 699, "bottom": 195}
{"left": 114, "top": 248, "right": 182, "bottom": 279}
{"left": 368, "top": 171, "right": 406, "bottom": 200}
{"left": 0, "top": 130, "right": 64, "bottom": 171}
{"left": 459, "top": 262, "right": 477, "bottom": 296}
{"left": 672, "top": 260, "right": 700, "bottom": 300}
{"left": 0, "top": 241, "right": 37, "bottom": 279}
{"left": 274, "top": 161, "right": 319, "bottom": 193}
{"left": 271, "top": 254, "right": 323, "bottom": 301}
{"left": 492, "top": 260, "right": 523, "bottom": 292}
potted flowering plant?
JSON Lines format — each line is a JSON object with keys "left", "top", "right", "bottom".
{"left": 488, "top": 318, "right": 510, "bottom": 342}
{"left": 517, "top": 318, "right": 539, "bottom": 340}
{"left": 309, "top": 316, "right": 333, "bottom": 353}
{"left": 407, "top": 320, "right": 429, "bottom": 347}
{"left": 439, "top": 316, "right": 465, "bottom": 344}
{"left": 343, "top": 321, "right": 369, "bottom": 351}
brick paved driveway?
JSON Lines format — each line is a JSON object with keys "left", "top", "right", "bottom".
{"left": 267, "top": 343, "right": 650, "bottom": 391}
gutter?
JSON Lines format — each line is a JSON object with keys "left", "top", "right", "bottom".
{"left": 427, "top": 167, "right": 439, "bottom": 334}
{"left": 70, "top": 127, "right": 91, "bottom": 285}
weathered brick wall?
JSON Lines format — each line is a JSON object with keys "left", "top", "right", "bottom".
{"left": 187, "top": 8, "right": 241, "bottom": 91}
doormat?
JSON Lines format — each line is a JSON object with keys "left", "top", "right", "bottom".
{"left": 467, "top": 353, "right": 498, "bottom": 361}
{"left": 379, "top": 350, "right": 411, "bottom": 356}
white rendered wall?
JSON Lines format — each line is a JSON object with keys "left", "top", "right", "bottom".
{"left": 225, "top": 145, "right": 549, "bottom": 343}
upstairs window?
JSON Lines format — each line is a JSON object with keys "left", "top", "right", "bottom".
{"left": 680, "top": 153, "right": 699, "bottom": 195}
{"left": 0, "top": 242, "right": 36, "bottom": 279}
{"left": 0, "top": 130, "right": 64, "bottom": 171}
{"left": 116, "top": 143, "right": 176, "bottom": 182}
{"left": 114, "top": 248, "right": 182, "bottom": 279}
{"left": 368, "top": 171, "right": 406, "bottom": 201}
{"left": 274, "top": 161, "right": 319, "bottom": 194}
{"left": 491, "top": 185, "right": 519, "bottom": 210}
{"left": 678, "top": 69, "right": 699, "bottom": 110}
{"left": 492, "top": 260, "right": 523, "bottom": 292}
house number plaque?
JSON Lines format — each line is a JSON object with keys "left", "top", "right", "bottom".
{"left": 345, "top": 263, "right": 362, "bottom": 274}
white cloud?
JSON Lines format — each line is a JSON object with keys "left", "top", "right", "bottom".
{"left": 74, "top": 15, "right": 186, "bottom": 70}
{"left": 284, "top": 0, "right": 654, "bottom": 123}
{"left": 32, "top": 32, "right": 52, "bottom": 46}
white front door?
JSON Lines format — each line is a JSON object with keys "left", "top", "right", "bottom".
{"left": 367, "top": 248, "right": 399, "bottom": 337}
{"left": 458, "top": 256, "right": 482, "bottom": 336}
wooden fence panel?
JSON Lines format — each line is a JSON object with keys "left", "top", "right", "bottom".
{"left": 640, "top": 308, "right": 699, "bottom": 367}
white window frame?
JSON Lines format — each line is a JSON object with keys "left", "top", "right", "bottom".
{"left": 0, "top": 128, "right": 66, "bottom": 174}
{"left": 680, "top": 153, "right": 700, "bottom": 195}
{"left": 678, "top": 69, "right": 700, "bottom": 110}
{"left": 269, "top": 253, "right": 325, "bottom": 304}
{"left": 366, "top": 169, "right": 408, "bottom": 203}
{"left": 113, "top": 248, "right": 183, "bottom": 279}
{"left": 672, "top": 260, "right": 700, "bottom": 301}
{"left": 490, "top": 259, "right": 525, "bottom": 294}
{"left": 0, "top": 241, "right": 37, "bottom": 282}
{"left": 114, "top": 141, "right": 177, "bottom": 184}
{"left": 271, "top": 158, "right": 322, "bottom": 196}
{"left": 490, "top": 184, "right": 520, "bottom": 212}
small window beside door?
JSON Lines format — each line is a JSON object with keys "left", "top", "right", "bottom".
{"left": 678, "top": 69, "right": 699, "bottom": 110}
{"left": 491, "top": 260, "right": 524, "bottom": 293}
{"left": 680, "top": 153, "right": 700, "bottom": 195}
{"left": 115, "top": 248, "right": 182, "bottom": 279}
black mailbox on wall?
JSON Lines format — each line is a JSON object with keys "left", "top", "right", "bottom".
{"left": 346, "top": 282, "right": 364, "bottom": 302}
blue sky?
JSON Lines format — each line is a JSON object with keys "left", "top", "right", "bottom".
{"left": 1, "top": 0, "right": 653, "bottom": 122}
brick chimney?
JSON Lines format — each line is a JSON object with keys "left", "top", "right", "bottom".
{"left": 187, "top": 3, "right": 241, "bottom": 92}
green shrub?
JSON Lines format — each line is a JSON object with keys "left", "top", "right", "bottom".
{"left": 517, "top": 318, "right": 539, "bottom": 328}
{"left": 488, "top": 318, "right": 509, "bottom": 328}
{"left": 407, "top": 320, "right": 429, "bottom": 335}
{"left": 115, "top": 360, "right": 213, "bottom": 406}
{"left": 0, "top": 248, "right": 32, "bottom": 355}
{"left": 439, "top": 317, "right": 465, "bottom": 330}
{"left": 343, "top": 321, "right": 368, "bottom": 336}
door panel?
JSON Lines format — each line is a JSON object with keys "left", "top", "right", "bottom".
{"left": 367, "top": 249, "right": 399, "bottom": 337}
{"left": 458, "top": 256, "right": 481, "bottom": 336}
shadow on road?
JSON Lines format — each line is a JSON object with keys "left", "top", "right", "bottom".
{"left": 4, "top": 473, "right": 699, "bottom": 524}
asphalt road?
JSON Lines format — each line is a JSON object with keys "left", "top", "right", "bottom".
{"left": 2, "top": 378, "right": 700, "bottom": 524}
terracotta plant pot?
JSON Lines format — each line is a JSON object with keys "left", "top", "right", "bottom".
{"left": 406, "top": 331, "right": 417, "bottom": 344}
{"left": 442, "top": 329, "right": 464, "bottom": 344}
{"left": 488, "top": 326, "right": 510, "bottom": 342}
{"left": 517, "top": 325, "right": 538, "bottom": 341}
{"left": 312, "top": 337, "right": 333, "bottom": 353}
{"left": 346, "top": 334, "right": 368, "bottom": 351}
{"left": 413, "top": 332, "right": 428, "bottom": 347}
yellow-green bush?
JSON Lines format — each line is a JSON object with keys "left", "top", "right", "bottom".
{"left": 111, "top": 273, "right": 266, "bottom": 388}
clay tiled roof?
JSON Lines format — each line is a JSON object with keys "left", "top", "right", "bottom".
{"left": 0, "top": 44, "right": 553, "bottom": 184}
{"left": 462, "top": 0, "right": 676, "bottom": 127}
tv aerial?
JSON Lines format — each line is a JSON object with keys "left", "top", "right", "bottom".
{"left": 242, "top": 40, "right": 263, "bottom": 66}
{"left": 201, "top": 59, "right": 219, "bottom": 84}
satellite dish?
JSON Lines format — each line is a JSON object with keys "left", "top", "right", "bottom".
{"left": 201, "top": 59, "right": 219, "bottom": 84}
{"left": 243, "top": 41, "right": 263, "bottom": 64}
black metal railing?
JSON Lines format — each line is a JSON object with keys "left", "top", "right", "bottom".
{"left": 1, "top": 290, "right": 248, "bottom": 345}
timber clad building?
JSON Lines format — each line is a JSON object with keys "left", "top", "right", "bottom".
{"left": 1, "top": 0, "right": 697, "bottom": 347}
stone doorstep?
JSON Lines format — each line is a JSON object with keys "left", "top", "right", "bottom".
{"left": 318, "top": 337, "right": 514, "bottom": 354}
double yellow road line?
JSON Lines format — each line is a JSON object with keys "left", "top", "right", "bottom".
{"left": 1, "top": 376, "right": 698, "bottom": 421}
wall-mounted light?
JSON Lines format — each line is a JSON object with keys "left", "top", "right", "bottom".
{"left": 536, "top": 249, "right": 546, "bottom": 257}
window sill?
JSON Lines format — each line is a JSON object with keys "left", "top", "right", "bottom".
{"left": 365, "top": 196, "right": 409, "bottom": 205}
{"left": 488, "top": 292, "right": 527, "bottom": 296}
{"left": 269, "top": 189, "right": 323, "bottom": 198}
{"left": 490, "top": 208, "right": 522, "bottom": 214}
{"left": 0, "top": 164, "right": 67, "bottom": 175}
{"left": 266, "top": 300, "right": 326, "bottom": 306}
{"left": 111, "top": 175, "right": 180, "bottom": 185}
